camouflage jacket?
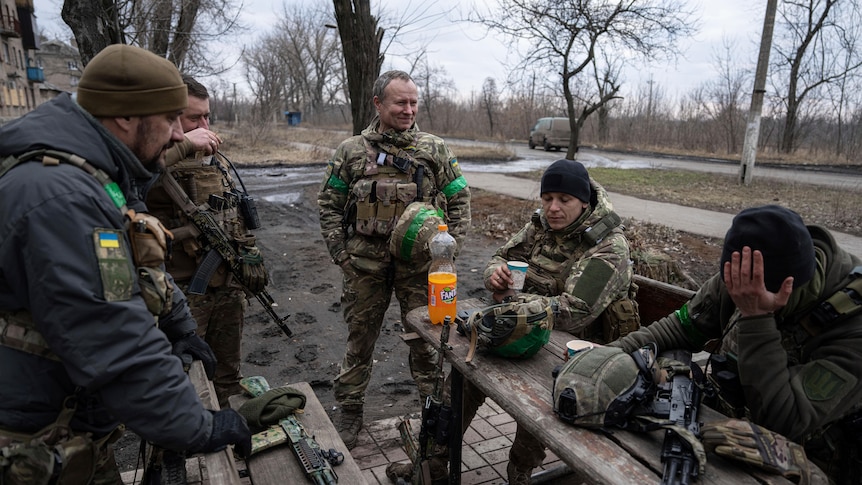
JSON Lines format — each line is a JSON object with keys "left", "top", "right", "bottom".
{"left": 484, "top": 179, "right": 633, "bottom": 337}
{"left": 318, "top": 118, "right": 471, "bottom": 272}
{"left": 611, "top": 225, "right": 862, "bottom": 444}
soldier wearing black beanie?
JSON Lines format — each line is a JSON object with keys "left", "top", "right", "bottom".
{"left": 540, "top": 159, "right": 592, "bottom": 202}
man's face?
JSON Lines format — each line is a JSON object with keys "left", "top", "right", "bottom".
{"left": 541, "top": 192, "right": 588, "bottom": 230}
{"left": 374, "top": 79, "right": 418, "bottom": 132}
{"left": 130, "top": 111, "right": 185, "bottom": 172}
{"left": 180, "top": 95, "right": 211, "bottom": 133}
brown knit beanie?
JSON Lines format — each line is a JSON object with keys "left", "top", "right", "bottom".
{"left": 77, "top": 44, "right": 187, "bottom": 117}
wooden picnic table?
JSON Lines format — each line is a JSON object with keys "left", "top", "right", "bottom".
{"left": 403, "top": 275, "right": 794, "bottom": 485}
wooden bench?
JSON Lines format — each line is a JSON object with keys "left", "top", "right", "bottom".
{"left": 228, "top": 381, "right": 368, "bottom": 485}
{"left": 403, "top": 275, "right": 795, "bottom": 485}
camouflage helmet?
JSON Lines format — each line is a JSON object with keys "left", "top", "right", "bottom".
{"left": 389, "top": 201, "right": 445, "bottom": 262}
{"left": 552, "top": 345, "right": 656, "bottom": 428}
{"left": 464, "top": 299, "right": 557, "bottom": 362}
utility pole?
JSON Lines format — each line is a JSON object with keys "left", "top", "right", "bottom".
{"left": 739, "top": 0, "right": 778, "bottom": 185}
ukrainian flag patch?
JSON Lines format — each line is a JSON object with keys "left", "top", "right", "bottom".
{"left": 98, "top": 231, "right": 120, "bottom": 248}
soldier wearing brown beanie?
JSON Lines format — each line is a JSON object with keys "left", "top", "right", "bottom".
{"left": 0, "top": 44, "right": 250, "bottom": 484}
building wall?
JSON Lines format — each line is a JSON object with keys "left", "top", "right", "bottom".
{"left": 0, "top": 0, "right": 55, "bottom": 121}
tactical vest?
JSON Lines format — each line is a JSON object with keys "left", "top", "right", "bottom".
{"left": 147, "top": 155, "right": 250, "bottom": 285}
{"left": 348, "top": 139, "right": 433, "bottom": 238}
{"left": 524, "top": 210, "right": 639, "bottom": 342}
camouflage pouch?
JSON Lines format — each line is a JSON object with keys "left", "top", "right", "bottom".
{"left": 127, "top": 210, "right": 174, "bottom": 268}
{"left": 600, "top": 297, "right": 641, "bottom": 342}
{"left": 137, "top": 266, "right": 173, "bottom": 318}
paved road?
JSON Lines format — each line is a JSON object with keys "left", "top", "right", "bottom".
{"left": 462, "top": 171, "right": 862, "bottom": 257}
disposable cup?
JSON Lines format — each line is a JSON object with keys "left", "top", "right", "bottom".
{"left": 564, "top": 340, "right": 594, "bottom": 361}
{"left": 507, "top": 261, "right": 528, "bottom": 290}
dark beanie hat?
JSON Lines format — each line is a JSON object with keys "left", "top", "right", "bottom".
{"left": 77, "top": 44, "right": 187, "bottom": 117}
{"left": 540, "top": 159, "right": 592, "bottom": 202}
{"left": 720, "top": 205, "right": 815, "bottom": 293}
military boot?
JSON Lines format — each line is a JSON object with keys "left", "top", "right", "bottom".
{"left": 337, "top": 404, "right": 363, "bottom": 450}
{"left": 507, "top": 462, "right": 533, "bottom": 485}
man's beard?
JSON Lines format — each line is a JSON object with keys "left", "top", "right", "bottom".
{"left": 132, "top": 118, "right": 170, "bottom": 172}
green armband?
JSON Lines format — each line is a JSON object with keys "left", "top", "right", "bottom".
{"left": 675, "top": 303, "right": 708, "bottom": 347}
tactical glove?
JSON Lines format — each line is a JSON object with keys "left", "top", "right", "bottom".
{"left": 172, "top": 332, "right": 217, "bottom": 379}
{"left": 238, "top": 237, "right": 268, "bottom": 293}
{"left": 701, "top": 418, "right": 811, "bottom": 484}
{"left": 192, "top": 409, "right": 252, "bottom": 458}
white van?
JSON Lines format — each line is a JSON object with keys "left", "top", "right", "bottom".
{"left": 528, "top": 117, "right": 570, "bottom": 151}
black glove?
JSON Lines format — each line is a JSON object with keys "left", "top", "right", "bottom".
{"left": 172, "top": 332, "right": 217, "bottom": 379}
{"left": 192, "top": 409, "right": 252, "bottom": 458}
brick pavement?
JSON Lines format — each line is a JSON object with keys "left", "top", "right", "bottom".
{"left": 354, "top": 399, "right": 583, "bottom": 485}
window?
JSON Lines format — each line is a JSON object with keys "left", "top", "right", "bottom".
{"left": 67, "top": 61, "right": 78, "bottom": 70}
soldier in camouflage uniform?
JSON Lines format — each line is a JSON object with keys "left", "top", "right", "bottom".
{"left": 318, "top": 70, "right": 471, "bottom": 450}
{"left": 387, "top": 159, "right": 637, "bottom": 484}
{"left": 0, "top": 45, "right": 250, "bottom": 484}
{"left": 611, "top": 205, "right": 862, "bottom": 484}
{"left": 147, "top": 76, "right": 265, "bottom": 407}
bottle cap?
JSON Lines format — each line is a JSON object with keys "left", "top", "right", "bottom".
{"left": 438, "top": 224, "right": 448, "bottom": 231}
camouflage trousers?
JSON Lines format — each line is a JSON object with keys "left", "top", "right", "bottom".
{"left": 179, "top": 282, "right": 247, "bottom": 407}
{"left": 334, "top": 262, "right": 439, "bottom": 407}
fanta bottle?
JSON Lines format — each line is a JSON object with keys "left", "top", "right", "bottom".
{"left": 428, "top": 224, "right": 457, "bottom": 325}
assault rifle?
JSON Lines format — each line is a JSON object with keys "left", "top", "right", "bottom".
{"left": 187, "top": 204, "right": 292, "bottom": 337}
{"left": 158, "top": 164, "right": 292, "bottom": 337}
{"left": 397, "top": 316, "right": 453, "bottom": 485}
{"left": 640, "top": 351, "right": 704, "bottom": 485}
{"left": 241, "top": 376, "right": 343, "bottom": 484}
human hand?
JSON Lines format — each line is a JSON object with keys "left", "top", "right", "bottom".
{"left": 488, "top": 265, "right": 513, "bottom": 291}
{"left": 172, "top": 332, "right": 217, "bottom": 379}
{"left": 193, "top": 409, "right": 252, "bottom": 458}
{"left": 185, "top": 128, "right": 222, "bottom": 155}
{"left": 723, "top": 247, "right": 793, "bottom": 317}
{"left": 701, "top": 419, "right": 811, "bottom": 483}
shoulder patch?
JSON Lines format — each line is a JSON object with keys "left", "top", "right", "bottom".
{"left": 801, "top": 360, "right": 856, "bottom": 401}
{"left": 93, "top": 228, "right": 134, "bottom": 302}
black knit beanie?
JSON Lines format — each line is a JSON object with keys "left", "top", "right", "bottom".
{"left": 720, "top": 205, "right": 815, "bottom": 292}
{"left": 77, "top": 44, "right": 187, "bottom": 117}
{"left": 540, "top": 159, "right": 592, "bottom": 202}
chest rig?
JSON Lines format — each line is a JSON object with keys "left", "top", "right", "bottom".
{"left": 0, "top": 149, "right": 174, "bottom": 360}
{"left": 349, "top": 139, "right": 429, "bottom": 237}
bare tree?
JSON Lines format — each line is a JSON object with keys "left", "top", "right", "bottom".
{"left": 471, "top": 0, "right": 696, "bottom": 158}
{"left": 243, "top": 34, "right": 288, "bottom": 140}
{"left": 771, "top": 0, "right": 862, "bottom": 153}
{"left": 410, "top": 53, "right": 456, "bottom": 132}
{"left": 699, "top": 38, "right": 750, "bottom": 154}
{"left": 332, "top": 0, "right": 384, "bottom": 135}
{"left": 62, "top": 0, "right": 243, "bottom": 72}
{"left": 480, "top": 77, "right": 500, "bottom": 136}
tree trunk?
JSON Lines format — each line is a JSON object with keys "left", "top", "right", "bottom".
{"left": 62, "top": 0, "right": 125, "bottom": 65}
{"left": 332, "top": 0, "right": 384, "bottom": 135}
{"left": 169, "top": 0, "right": 203, "bottom": 69}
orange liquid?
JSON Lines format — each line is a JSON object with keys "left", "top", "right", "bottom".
{"left": 428, "top": 272, "right": 457, "bottom": 325}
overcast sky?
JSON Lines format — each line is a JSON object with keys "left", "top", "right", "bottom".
{"left": 33, "top": 0, "right": 766, "bottom": 99}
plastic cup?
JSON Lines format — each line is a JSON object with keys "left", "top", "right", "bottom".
{"left": 507, "top": 261, "right": 529, "bottom": 290}
{"left": 564, "top": 340, "right": 594, "bottom": 361}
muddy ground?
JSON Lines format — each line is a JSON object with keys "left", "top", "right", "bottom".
{"left": 114, "top": 179, "right": 719, "bottom": 471}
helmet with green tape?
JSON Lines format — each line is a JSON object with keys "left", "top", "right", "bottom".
{"left": 389, "top": 201, "right": 444, "bottom": 262}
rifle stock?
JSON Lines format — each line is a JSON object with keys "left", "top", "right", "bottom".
{"left": 656, "top": 353, "right": 703, "bottom": 485}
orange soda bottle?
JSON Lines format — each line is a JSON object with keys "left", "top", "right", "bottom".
{"left": 428, "top": 224, "right": 457, "bottom": 325}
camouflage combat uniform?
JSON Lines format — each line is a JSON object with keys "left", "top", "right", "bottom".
{"left": 147, "top": 142, "right": 261, "bottom": 405}
{"left": 318, "top": 117, "right": 470, "bottom": 407}
{"left": 611, "top": 226, "right": 862, "bottom": 483}
{"left": 469, "top": 178, "right": 636, "bottom": 473}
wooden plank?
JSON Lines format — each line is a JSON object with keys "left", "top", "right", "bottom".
{"left": 228, "top": 381, "right": 369, "bottom": 485}
{"left": 408, "top": 297, "right": 793, "bottom": 485}
{"left": 633, "top": 274, "right": 695, "bottom": 324}
{"left": 188, "top": 360, "right": 243, "bottom": 485}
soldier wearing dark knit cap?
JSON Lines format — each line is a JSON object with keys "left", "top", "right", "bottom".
{"left": 0, "top": 44, "right": 250, "bottom": 484}
{"left": 610, "top": 205, "right": 861, "bottom": 484}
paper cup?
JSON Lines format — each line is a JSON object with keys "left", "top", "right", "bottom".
{"left": 564, "top": 340, "right": 594, "bottom": 361}
{"left": 507, "top": 261, "right": 528, "bottom": 290}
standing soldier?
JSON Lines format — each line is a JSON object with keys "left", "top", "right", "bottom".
{"left": 0, "top": 44, "right": 250, "bottom": 483}
{"left": 318, "top": 70, "right": 471, "bottom": 449}
{"left": 147, "top": 76, "right": 268, "bottom": 407}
